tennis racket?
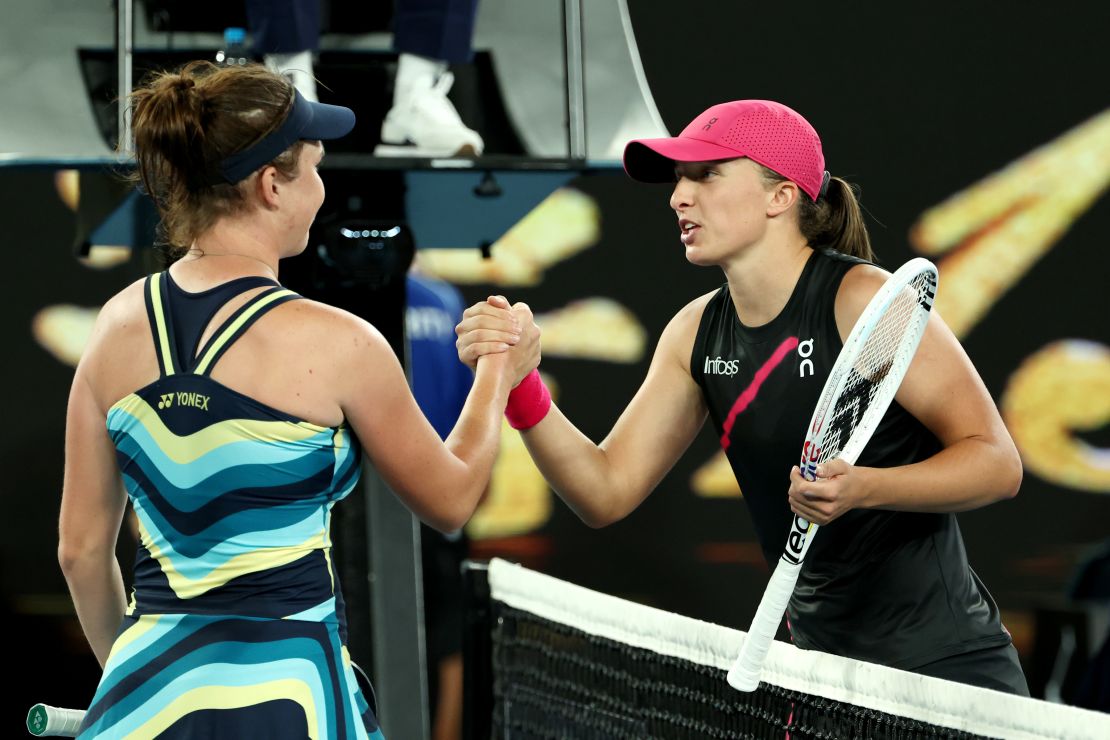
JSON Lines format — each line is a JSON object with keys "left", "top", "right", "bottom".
{"left": 26, "top": 704, "right": 85, "bottom": 737}
{"left": 727, "top": 257, "right": 938, "bottom": 692}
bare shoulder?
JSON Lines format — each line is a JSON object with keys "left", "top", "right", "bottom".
{"left": 268, "top": 298, "right": 407, "bottom": 416}
{"left": 838, "top": 262, "right": 890, "bottom": 303}
{"left": 273, "top": 297, "right": 394, "bottom": 361}
{"left": 78, "top": 277, "right": 156, "bottom": 410}
{"left": 834, "top": 263, "right": 891, "bottom": 339}
{"left": 96, "top": 276, "right": 147, "bottom": 323}
{"left": 665, "top": 289, "right": 719, "bottom": 337}
{"left": 657, "top": 289, "right": 719, "bottom": 367}
{"left": 85, "top": 277, "right": 150, "bottom": 354}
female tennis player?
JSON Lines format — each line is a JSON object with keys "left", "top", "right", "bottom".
{"left": 58, "top": 61, "right": 538, "bottom": 738}
{"left": 457, "top": 99, "right": 1029, "bottom": 695}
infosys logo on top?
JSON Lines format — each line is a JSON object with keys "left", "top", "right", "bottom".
{"left": 704, "top": 356, "right": 740, "bottom": 376}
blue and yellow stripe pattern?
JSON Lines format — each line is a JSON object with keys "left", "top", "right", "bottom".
{"left": 77, "top": 273, "right": 381, "bottom": 739}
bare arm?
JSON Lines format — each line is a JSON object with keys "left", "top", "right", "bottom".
{"left": 788, "top": 265, "right": 1022, "bottom": 524}
{"left": 59, "top": 329, "right": 129, "bottom": 667}
{"left": 336, "top": 309, "right": 538, "bottom": 532}
{"left": 458, "top": 295, "right": 711, "bottom": 527}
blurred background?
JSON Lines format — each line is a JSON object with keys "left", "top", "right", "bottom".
{"left": 1, "top": 0, "right": 1107, "bottom": 734}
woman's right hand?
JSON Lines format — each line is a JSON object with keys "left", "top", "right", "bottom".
{"left": 502, "top": 300, "right": 542, "bottom": 387}
{"left": 457, "top": 296, "right": 541, "bottom": 387}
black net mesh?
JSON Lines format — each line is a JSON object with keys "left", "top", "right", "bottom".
{"left": 490, "top": 604, "right": 989, "bottom": 740}
{"left": 473, "top": 560, "right": 1108, "bottom": 740}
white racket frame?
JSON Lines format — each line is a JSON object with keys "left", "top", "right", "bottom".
{"left": 727, "top": 257, "right": 938, "bottom": 692}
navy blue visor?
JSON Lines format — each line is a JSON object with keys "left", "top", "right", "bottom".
{"left": 217, "top": 90, "right": 355, "bottom": 184}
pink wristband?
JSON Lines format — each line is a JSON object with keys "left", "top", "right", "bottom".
{"left": 505, "top": 369, "right": 551, "bottom": 430}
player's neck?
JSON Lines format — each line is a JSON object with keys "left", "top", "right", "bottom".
{"left": 183, "top": 219, "right": 282, "bottom": 280}
{"left": 723, "top": 239, "right": 812, "bottom": 328}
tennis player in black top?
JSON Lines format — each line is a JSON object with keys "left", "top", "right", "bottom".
{"left": 457, "top": 100, "right": 1028, "bottom": 695}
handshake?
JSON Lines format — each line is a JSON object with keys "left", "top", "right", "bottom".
{"left": 455, "top": 295, "right": 543, "bottom": 389}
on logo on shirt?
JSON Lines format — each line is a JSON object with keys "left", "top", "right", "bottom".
{"left": 798, "top": 338, "right": 815, "bottom": 377}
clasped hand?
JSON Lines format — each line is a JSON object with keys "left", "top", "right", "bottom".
{"left": 455, "top": 295, "right": 542, "bottom": 387}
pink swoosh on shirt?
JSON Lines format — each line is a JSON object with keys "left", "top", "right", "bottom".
{"left": 720, "top": 336, "right": 799, "bottom": 450}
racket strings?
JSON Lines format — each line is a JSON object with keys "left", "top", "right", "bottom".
{"left": 816, "top": 273, "right": 935, "bottom": 468}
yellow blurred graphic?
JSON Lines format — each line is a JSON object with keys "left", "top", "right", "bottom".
{"left": 54, "top": 169, "right": 79, "bottom": 211}
{"left": 54, "top": 169, "right": 132, "bottom": 269}
{"left": 690, "top": 450, "right": 743, "bottom": 498}
{"left": 419, "top": 188, "right": 600, "bottom": 286}
{"left": 32, "top": 304, "right": 99, "bottom": 367}
{"left": 536, "top": 298, "right": 647, "bottom": 363}
{"left": 911, "top": 109, "right": 1110, "bottom": 338}
{"left": 910, "top": 110, "right": 1110, "bottom": 497}
{"left": 1003, "top": 340, "right": 1110, "bottom": 493}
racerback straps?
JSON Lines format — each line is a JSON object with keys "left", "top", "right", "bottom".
{"left": 145, "top": 273, "right": 180, "bottom": 376}
{"left": 144, "top": 273, "right": 300, "bottom": 377}
{"left": 191, "top": 285, "right": 300, "bottom": 376}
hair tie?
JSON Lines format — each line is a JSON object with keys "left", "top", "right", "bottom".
{"left": 818, "top": 171, "right": 831, "bottom": 199}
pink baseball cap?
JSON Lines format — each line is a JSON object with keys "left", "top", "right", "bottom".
{"left": 623, "top": 100, "right": 828, "bottom": 201}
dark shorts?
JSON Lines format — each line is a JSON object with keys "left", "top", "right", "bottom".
{"left": 914, "top": 642, "right": 1030, "bottom": 696}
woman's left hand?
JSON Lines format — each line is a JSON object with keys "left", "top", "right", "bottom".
{"left": 787, "top": 459, "right": 869, "bottom": 525}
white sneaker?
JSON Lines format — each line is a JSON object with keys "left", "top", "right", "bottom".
{"left": 264, "top": 51, "right": 318, "bottom": 102}
{"left": 375, "top": 70, "right": 484, "bottom": 158}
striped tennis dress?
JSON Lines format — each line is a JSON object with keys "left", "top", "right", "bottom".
{"left": 77, "top": 272, "right": 383, "bottom": 739}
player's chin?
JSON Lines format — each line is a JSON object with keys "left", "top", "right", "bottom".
{"left": 286, "top": 234, "right": 311, "bottom": 258}
{"left": 683, "top": 246, "right": 718, "bottom": 267}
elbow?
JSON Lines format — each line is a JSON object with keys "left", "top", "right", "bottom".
{"left": 423, "top": 503, "right": 469, "bottom": 535}
{"left": 580, "top": 511, "right": 610, "bottom": 529}
{"left": 1001, "top": 449, "right": 1023, "bottom": 501}
{"left": 573, "top": 481, "right": 641, "bottom": 529}
{"left": 58, "top": 526, "right": 118, "bottom": 576}
{"left": 578, "top": 500, "right": 626, "bottom": 529}
{"left": 989, "top": 440, "right": 1022, "bottom": 503}
{"left": 433, "top": 484, "right": 484, "bottom": 534}
{"left": 58, "top": 539, "right": 106, "bottom": 576}
{"left": 436, "top": 508, "right": 471, "bottom": 535}
{"left": 57, "top": 543, "right": 81, "bottom": 575}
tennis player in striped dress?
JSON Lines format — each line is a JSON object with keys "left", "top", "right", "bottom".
{"left": 60, "top": 61, "right": 540, "bottom": 738}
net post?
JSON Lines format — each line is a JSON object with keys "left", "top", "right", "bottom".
{"left": 462, "top": 560, "right": 493, "bottom": 740}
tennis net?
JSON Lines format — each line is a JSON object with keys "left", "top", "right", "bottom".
{"left": 464, "top": 558, "right": 1109, "bottom": 740}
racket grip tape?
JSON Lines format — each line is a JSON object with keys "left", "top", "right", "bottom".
{"left": 26, "top": 704, "right": 85, "bottom": 737}
{"left": 727, "top": 558, "right": 803, "bottom": 692}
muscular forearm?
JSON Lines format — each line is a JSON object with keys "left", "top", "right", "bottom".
{"left": 861, "top": 436, "right": 1022, "bottom": 513}
{"left": 439, "top": 358, "right": 513, "bottom": 528}
{"left": 520, "top": 404, "right": 634, "bottom": 528}
{"left": 60, "top": 552, "right": 127, "bottom": 668}
{"left": 454, "top": 292, "right": 706, "bottom": 528}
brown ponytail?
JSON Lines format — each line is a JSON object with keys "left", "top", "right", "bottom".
{"left": 128, "top": 60, "right": 305, "bottom": 258}
{"left": 758, "top": 166, "right": 875, "bottom": 262}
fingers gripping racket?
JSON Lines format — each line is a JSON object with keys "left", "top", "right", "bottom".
{"left": 727, "top": 258, "right": 938, "bottom": 692}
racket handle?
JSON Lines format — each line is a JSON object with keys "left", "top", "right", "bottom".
{"left": 26, "top": 704, "right": 85, "bottom": 737}
{"left": 727, "top": 558, "right": 803, "bottom": 692}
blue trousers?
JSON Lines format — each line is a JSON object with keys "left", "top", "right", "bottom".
{"left": 245, "top": 0, "right": 479, "bottom": 63}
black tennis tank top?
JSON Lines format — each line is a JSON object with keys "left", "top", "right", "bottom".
{"left": 691, "top": 248, "right": 1011, "bottom": 669}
